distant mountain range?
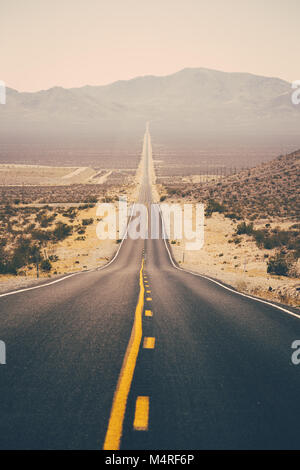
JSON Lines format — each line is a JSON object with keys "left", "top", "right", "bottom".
{"left": 1, "top": 67, "right": 300, "bottom": 152}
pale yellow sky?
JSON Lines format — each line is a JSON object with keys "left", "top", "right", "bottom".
{"left": 1, "top": 0, "right": 299, "bottom": 91}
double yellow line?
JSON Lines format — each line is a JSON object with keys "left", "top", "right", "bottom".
{"left": 103, "top": 259, "right": 145, "bottom": 450}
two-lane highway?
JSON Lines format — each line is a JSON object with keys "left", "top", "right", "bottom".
{"left": 0, "top": 128, "right": 300, "bottom": 449}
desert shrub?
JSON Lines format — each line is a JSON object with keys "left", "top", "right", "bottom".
{"left": 24, "top": 223, "right": 36, "bottom": 233}
{"left": 0, "top": 245, "right": 7, "bottom": 274}
{"left": 225, "top": 213, "right": 241, "bottom": 220}
{"left": 166, "top": 187, "right": 182, "bottom": 197}
{"left": 82, "top": 218, "right": 94, "bottom": 226}
{"left": 235, "top": 222, "right": 254, "bottom": 235}
{"left": 52, "top": 222, "right": 72, "bottom": 241}
{"left": 84, "top": 195, "right": 98, "bottom": 203}
{"left": 62, "top": 208, "right": 76, "bottom": 220}
{"left": 252, "top": 228, "right": 300, "bottom": 254}
{"left": 267, "top": 253, "right": 289, "bottom": 276}
{"left": 4, "top": 240, "right": 42, "bottom": 274}
{"left": 3, "top": 205, "right": 14, "bottom": 216}
{"left": 262, "top": 237, "right": 276, "bottom": 250}
{"left": 40, "top": 259, "right": 52, "bottom": 272}
{"left": 205, "top": 199, "right": 226, "bottom": 217}
{"left": 40, "top": 216, "right": 55, "bottom": 227}
{"left": 36, "top": 213, "right": 56, "bottom": 227}
{"left": 252, "top": 229, "right": 266, "bottom": 246}
{"left": 31, "top": 229, "right": 52, "bottom": 242}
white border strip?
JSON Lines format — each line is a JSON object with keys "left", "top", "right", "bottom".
{"left": 159, "top": 207, "right": 300, "bottom": 320}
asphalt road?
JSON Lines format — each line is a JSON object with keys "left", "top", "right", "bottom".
{"left": 0, "top": 129, "right": 300, "bottom": 450}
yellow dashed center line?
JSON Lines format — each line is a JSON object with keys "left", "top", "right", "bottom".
{"left": 145, "top": 310, "right": 153, "bottom": 317}
{"left": 146, "top": 297, "right": 152, "bottom": 301}
{"left": 133, "top": 396, "right": 150, "bottom": 431}
{"left": 143, "top": 337, "right": 155, "bottom": 349}
{"left": 103, "top": 259, "right": 145, "bottom": 450}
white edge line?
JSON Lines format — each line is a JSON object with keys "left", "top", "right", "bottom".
{"left": 0, "top": 203, "right": 136, "bottom": 299}
{"left": 158, "top": 206, "right": 300, "bottom": 320}
{"left": 96, "top": 202, "right": 135, "bottom": 271}
{"left": 0, "top": 271, "right": 83, "bottom": 299}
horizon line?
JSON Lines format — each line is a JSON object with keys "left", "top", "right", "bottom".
{"left": 5, "top": 66, "right": 291, "bottom": 94}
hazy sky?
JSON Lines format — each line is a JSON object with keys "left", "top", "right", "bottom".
{"left": 1, "top": 0, "right": 299, "bottom": 91}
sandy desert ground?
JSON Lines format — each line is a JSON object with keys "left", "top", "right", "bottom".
{"left": 0, "top": 162, "right": 139, "bottom": 294}
{"left": 169, "top": 212, "right": 300, "bottom": 308}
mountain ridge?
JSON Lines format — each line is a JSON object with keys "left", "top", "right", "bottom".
{"left": 1, "top": 67, "right": 300, "bottom": 153}
{"left": 6, "top": 67, "right": 293, "bottom": 94}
